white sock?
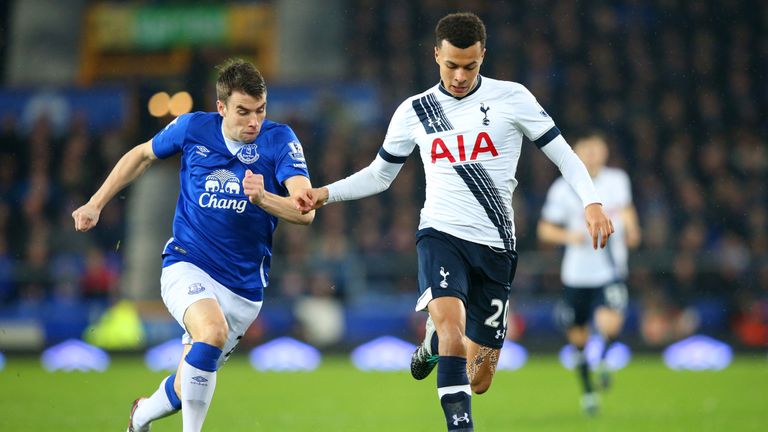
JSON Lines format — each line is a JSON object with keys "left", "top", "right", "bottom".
{"left": 181, "top": 360, "right": 217, "bottom": 432}
{"left": 132, "top": 376, "right": 179, "bottom": 429}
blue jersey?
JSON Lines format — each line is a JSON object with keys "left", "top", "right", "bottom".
{"left": 152, "top": 112, "right": 309, "bottom": 301}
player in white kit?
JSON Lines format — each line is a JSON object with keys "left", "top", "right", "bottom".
{"left": 72, "top": 59, "right": 315, "bottom": 432}
{"left": 538, "top": 132, "right": 641, "bottom": 415}
{"left": 294, "top": 13, "right": 613, "bottom": 431}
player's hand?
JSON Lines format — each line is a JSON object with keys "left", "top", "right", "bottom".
{"left": 292, "top": 187, "right": 328, "bottom": 214}
{"left": 243, "top": 169, "right": 265, "bottom": 205}
{"left": 585, "top": 203, "right": 614, "bottom": 249}
{"left": 72, "top": 203, "right": 101, "bottom": 232}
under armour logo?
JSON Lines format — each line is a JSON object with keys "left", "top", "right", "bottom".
{"left": 428, "top": 117, "right": 443, "bottom": 130}
{"left": 480, "top": 103, "right": 491, "bottom": 125}
{"left": 453, "top": 413, "right": 470, "bottom": 426}
{"left": 495, "top": 330, "right": 505, "bottom": 340}
{"left": 439, "top": 267, "right": 450, "bottom": 288}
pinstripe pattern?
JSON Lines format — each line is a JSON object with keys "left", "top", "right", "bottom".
{"left": 454, "top": 163, "right": 515, "bottom": 250}
{"left": 412, "top": 93, "right": 454, "bottom": 134}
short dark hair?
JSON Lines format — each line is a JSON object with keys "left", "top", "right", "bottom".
{"left": 435, "top": 12, "right": 487, "bottom": 49}
{"left": 215, "top": 58, "right": 266, "bottom": 104}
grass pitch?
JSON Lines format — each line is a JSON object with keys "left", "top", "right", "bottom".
{"left": 0, "top": 354, "right": 765, "bottom": 431}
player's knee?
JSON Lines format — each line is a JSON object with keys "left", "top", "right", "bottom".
{"left": 437, "top": 330, "right": 465, "bottom": 355}
{"left": 173, "top": 374, "right": 182, "bottom": 396}
{"left": 196, "top": 322, "right": 229, "bottom": 348}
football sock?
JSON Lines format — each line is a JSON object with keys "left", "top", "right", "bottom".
{"left": 437, "top": 356, "right": 473, "bottom": 431}
{"left": 181, "top": 342, "right": 222, "bottom": 432}
{"left": 600, "top": 337, "right": 616, "bottom": 361}
{"left": 574, "top": 347, "right": 593, "bottom": 394}
{"left": 430, "top": 330, "right": 440, "bottom": 355}
{"left": 132, "top": 374, "right": 182, "bottom": 429}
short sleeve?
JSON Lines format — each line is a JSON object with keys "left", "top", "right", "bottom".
{"left": 152, "top": 113, "right": 195, "bottom": 159}
{"left": 380, "top": 100, "right": 418, "bottom": 163}
{"left": 541, "top": 179, "right": 573, "bottom": 224}
{"left": 273, "top": 126, "right": 310, "bottom": 185}
{"left": 512, "top": 85, "right": 559, "bottom": 147}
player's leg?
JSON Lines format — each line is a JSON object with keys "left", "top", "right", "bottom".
{"left": 429, "top": 296, "right": 474, "bottom": 432}
{"left": 412, "top": 228, "right": 474, "bottom": 431}
{"left": 464, "top": 340, "right": 501, "bottom": 395}
{"left": 149, "top": 262, "right": 226, "bottom": 432}
{"left": 563, "top": 286, "right": 598, "bottom": 415}
{"left": 179, "top": 273, "right": 263, "bottom": 431}
{"left": 128, "top": 344, "right": 188, "bottom": 432}
{"left": 463, "top": 243, "right": 516, "bottom": 395}
{"left": 180, "top": 298, "right": 228, "bottom": 432}
{"left": 594, "top": 282, "right": 628, "bottom": 389}
{"left": 411, "top": 228, "right": 470, "bottom": 381}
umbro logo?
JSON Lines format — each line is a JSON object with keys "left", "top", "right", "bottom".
{"left": 191, "top": 375, "right": 208, "bottom": 384}
{"left": 195, "top": 146, "right": 210, "bottom": 157}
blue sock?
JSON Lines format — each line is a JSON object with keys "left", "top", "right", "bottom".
{"left": 430, "top": 331, "right": 440, "bottom": 355}
{"left": 164, "top": 373, "right": 182, "bottom": 410}
{"left": 437, "top": 356, "right": 473, "bottom": 431}
{"left": 575, "top": 347, "right": 593, "bottom": 394}
{"left": 184, "top": 342, "right": 222, "bottom": 372}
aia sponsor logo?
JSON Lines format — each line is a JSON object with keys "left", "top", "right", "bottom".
{"left": 431, "top": 132, "right": 498, "bottom": 164}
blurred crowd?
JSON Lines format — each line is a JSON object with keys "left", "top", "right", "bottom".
{"left": 0, "top": 0, "right": 765, "bottom": 347}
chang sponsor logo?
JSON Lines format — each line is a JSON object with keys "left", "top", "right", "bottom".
{"left": 198, "top": 169, "right": 248, "bottom": 213}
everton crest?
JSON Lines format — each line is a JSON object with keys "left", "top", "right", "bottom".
{"left": 237, "top": 143, "right": 259, "bottom": 164}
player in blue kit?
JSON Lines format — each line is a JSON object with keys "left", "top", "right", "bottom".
{"left": 72, "top": 59, "right": 314, "bottom": 432}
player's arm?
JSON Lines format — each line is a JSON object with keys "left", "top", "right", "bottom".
{"left": 294, "top": 153, "right": 404, "bottom": 212}
{"left": 72, "top": 140, "right": 158, "bottom": 232}
{"left": 539, "top": 135, "right": 614, "bottom": 249}
{"left": 622, "top": 204, "right": 641, "bottom": 248}
{"left": 537, "top": 220, "right": 585, "bottom": 246}
{"left": 244, "top": 171, "right": 315, "bottom": 225}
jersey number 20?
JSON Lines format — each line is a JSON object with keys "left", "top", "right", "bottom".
{"left": 484, "top": 299, "right": 510, "bottom": 328}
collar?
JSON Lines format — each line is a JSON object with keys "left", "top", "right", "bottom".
{"left": 221, "top": 123, "right": 246, "bottom": 156}
{"left": 438, "top": 75, "right": 483, "bottom": 100}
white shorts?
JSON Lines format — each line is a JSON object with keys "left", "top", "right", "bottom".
{"left": 160, "top": 261, "right": 263, "bottom": 368}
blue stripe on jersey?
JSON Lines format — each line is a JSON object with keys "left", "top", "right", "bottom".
{"left": 378, "top": 147, "right": 408, "bottom": 164}
{"left": 412, "top": 93, "right": 454, "bottom": 134}
{"left": 454, "top": 163, "right": 515, "bottom": 250}
{"left": 533, "top": 126, "right": 561, "bottom": 148}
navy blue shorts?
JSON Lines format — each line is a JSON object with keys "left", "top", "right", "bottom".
{"left": 558, "top": 282, "right": 628, "bottom": 327}
{"left": 415, "top": 228, "right": 518, "bottom": 349}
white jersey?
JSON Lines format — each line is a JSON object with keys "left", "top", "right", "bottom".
{"left": 381, "top": 76, "right": 560, "bottom": 250}
{"left": 542, "top": 167, "right": 632, "bottom": 287}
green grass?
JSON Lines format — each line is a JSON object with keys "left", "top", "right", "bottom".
{"left": 0, "top": 354, "right": 766, "bottom": 431}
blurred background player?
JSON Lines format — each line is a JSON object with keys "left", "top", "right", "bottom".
{"left": 72, "top": 59, "right": 314, "bottom": 432}
{"left": 294, "top": 13, "right": 613, "bottom": 431}
{"left": 538, "top": 132, "right": 641, "bottom": 415}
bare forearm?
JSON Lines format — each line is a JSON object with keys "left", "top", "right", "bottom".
{"left": 89, "top": 144, "right": 155, "bottom": 210}
{"left": 257, "top": 191, "right": 315, "bottom": 225}
{"left": 538, "top": 221, "right": 582, "bottom": 246}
